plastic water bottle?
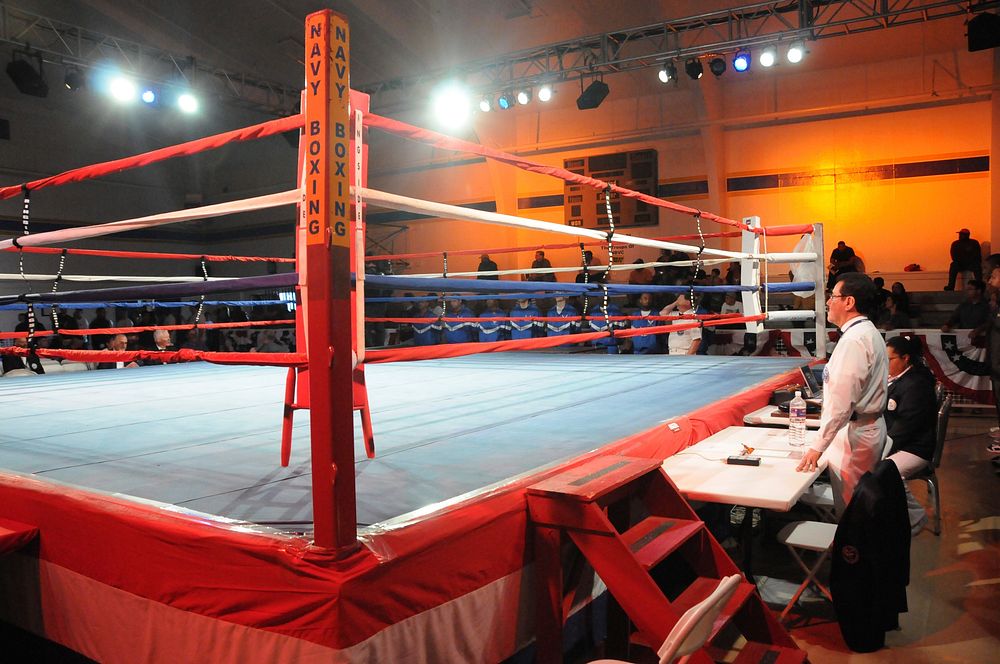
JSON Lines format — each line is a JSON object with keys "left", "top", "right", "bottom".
{"left": 788, "top": 391, "right": 807, "bottom": 447}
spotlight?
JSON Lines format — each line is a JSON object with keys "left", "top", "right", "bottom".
{"left": 478, "top": 96, "right": 492, "bottom": 112}
{"left": 430, "top": 81, "right": 470, "bottom": 128}
{"left": 6, "top": 54, "right": 48, "bottom": 98}
{"left": 732, "top": 50, "right": 750, "bottom": 73}
{"left": 537, "top": 84, "right": 553, "bottom": 102}
{"left": 684, "top": 59, "right": 703, "bottom": 80}
{"left": 657, "top": 62, "right": 676, "bottom": 84}
{"left": 177, "top": 92, "right": 199, "bottom": 113}
{"left": 109, "top": 76, "right": 137, "bottom": 102}
{"left": 786, "top": 41, "right": 805, "bottom": 64}
{"left": 63, "top": 66, "right": 85, "bottom": 91}
{"left": 575, "top": 79, "right": 609, "bottom": 110}
{"left": 141, "top": 88, "right": 157, "bottom": 104}
{"left": 759, "top": 46, "right": 777, "bottom": 68}
{"left": 497, "top": 91, "right": 514, "bottom": 110}
{"left": 516, "top": 88, "right": 531, "bottom": 105}
{"left": 708, "top": 58, "right": 727, "bottom": 77}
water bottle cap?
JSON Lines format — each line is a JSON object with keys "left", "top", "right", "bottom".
{"left": 794, "top": 390, "right": 801, "bottom": 397}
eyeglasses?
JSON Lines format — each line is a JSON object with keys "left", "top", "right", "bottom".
{"left": 827, "top": 294, "right": 850, "bottom": 299}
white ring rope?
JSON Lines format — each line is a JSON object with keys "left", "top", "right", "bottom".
{"left": 405, "top": 258, "right": 733, "bottom": 279}
{"left": 360, "top": 187, "right": 818, "bottom": 264}
{"left": 0, "top": 190, "right": 300, "bottom": 251}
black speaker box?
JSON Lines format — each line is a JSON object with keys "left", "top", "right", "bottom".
{"left": 576, "top": 80, "right": 609, "bottom": 110}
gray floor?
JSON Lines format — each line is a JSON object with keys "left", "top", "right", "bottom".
{"left": 0, "top": 353, "right": 806, "bottom": 527}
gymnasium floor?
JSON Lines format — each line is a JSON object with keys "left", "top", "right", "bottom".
{"left": 0, "top": 353, "right": 805, "bottom": 527}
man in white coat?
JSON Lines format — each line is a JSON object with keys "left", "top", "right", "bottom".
{"left": 797, "top": 273, "right": 888, "bottom": 515}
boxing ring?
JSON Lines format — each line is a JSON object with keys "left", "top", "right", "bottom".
{"left": 0, "top": 10, "right": 825, "bottom": 663}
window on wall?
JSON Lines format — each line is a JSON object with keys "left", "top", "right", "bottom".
{"left": 563, "top": 149, "right": 658, "bottom": 229}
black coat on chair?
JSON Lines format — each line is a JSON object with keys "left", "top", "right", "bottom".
{"left": 831, "top": 458, "right": 910, "bottom": 652}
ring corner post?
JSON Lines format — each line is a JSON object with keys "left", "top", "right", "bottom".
{"left": 303, "top": 9, "right": 359, "bottom": 556}
{"left": 740, "top": 215, "right": 763, "bottom": 335}
{"left": 812, "top": 222, "right": 827, "bottom": 359}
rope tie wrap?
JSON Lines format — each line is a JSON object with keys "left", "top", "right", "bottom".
{"left": 602, "top": 186, "right": 616, "bottom": 344}
{"left": 689, "top": 212, "right": 706, "bottom": 309}
{"left": 49, "top": 248, "right": 68, "bottom": 331}
{"left": 438, "top": 251, "right": 448, "bottom": 319}
{"left": 193, "top": 257, "right": 209, "bottom": 324}
{"left": 18, "top": 186, "right": 30, "bottom": 283}
{"left": 579, "top": 242, "right": 590, "bottom": 326}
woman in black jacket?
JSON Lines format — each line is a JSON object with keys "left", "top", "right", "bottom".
{"left": 884, "top": 334, "right": 938, "bottom": 534}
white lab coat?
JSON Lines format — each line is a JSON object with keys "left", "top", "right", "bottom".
{"left": 811, "top": 315, "right": 889, "bottom": 515}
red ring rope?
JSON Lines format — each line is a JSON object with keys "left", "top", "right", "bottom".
{"left": 0, "top": 346, "right": 305, "bottom": 367}
{"left": 0, "top": 318, "right": 295, "bottom": 341}
{"left": 3, "top": 246, "right": 295, "bottom": 263}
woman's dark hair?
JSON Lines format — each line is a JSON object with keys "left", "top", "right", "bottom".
{"left": 886, "top": 334, "right": 925, "bottom": 366}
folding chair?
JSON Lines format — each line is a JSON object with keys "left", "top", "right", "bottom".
{"left": 590, "top": 575, "right": 742, "bottom": 664}
{"left": 775, "top": 521, "right": 836, "bottom": 622}
{"left": 907, "top": 394, "right": 951, "bottom": 535}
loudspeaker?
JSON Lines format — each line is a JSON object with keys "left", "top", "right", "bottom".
{"left": 6, "top": 59, "right": 48, "bottom": 98}
{"left": 576, "top": 80, "right": 609, "bottom": 110}
{"left": 0, "top": 118, "right": 9, "bottom": 141}
{"left": 968, "top": 12, "right": 1000, "bottom": 52}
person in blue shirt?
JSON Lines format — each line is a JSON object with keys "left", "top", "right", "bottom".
{"left": 630, "top": 292, "right": 661, "bottom": 354}
{"left": 410, "top": 300, "right": 440, "bottom": 346}
{"left": 442, "top": 298, "right": 476, "bottom": 343}
{"left": 477, "top": 299, "right": 507, "bottom": 343}
{"left": 589, "top": 300, "right": 625, "bottom": 353}
{"left": 546, "top": 296, "right": 578, "bottom": 337}
{"left": 509, "top": 298, "right": 540, "bottom": 340}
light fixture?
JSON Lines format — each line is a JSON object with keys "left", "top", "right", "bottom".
{"left": 478, "top": 96, "right": 492, "bottom": 112}
{"left": 6, "top": 53, "right": 48, "bottom": 98}
{"left": 657, "top": 62, "right": 676, "bottom": 84}
{"left": 708, "top": 58, "right": 727, "bottom": 77}
{"left": 575, "top": 79, "right": 609, "bottom": 110}
{"left": 537, "top": 84, "right": 553, "bottom": 102}
{"left": 429, "top": 81, "right": 470, "bottom": 128}
{"left": 497, "top": 91, "right": 514, "bottom": 110}
{"left": 141, "top": 88, "right": 157, "bottom": 104}
{"left": 786, "top": 41, "right": 805, "bottom": 64}
{"left": 732, "top": 50, "right": 751, "bottom": 73}
{"left": 516, "top": 88, "right": 531, "bottom": 105}
{"left": 684, "top": 59, "right": 703, "bottom": 80}
{"left": 63, "top": 66, "right": 85, "bottom": 91}
{"left": 109, "top": 75, "right": 137, "bottom": 103}
{"left": 759, "top": 46, "right": 777, "bottom": 68}
{"left": 177, "top": 92, "right": 199, "bottom": 113}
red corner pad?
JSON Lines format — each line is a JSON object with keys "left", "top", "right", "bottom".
{"left": 0, "top": 518, "right": 39, "bottom": 555}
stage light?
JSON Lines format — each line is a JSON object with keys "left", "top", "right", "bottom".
{"left": 63, "top": 66, "right": 85, "bottom": 91}
{"left": 786, "top": 41, "right": 805, "bottom": 64}
{"left": 657, "top": 62, "right": 676, "bottom": 84}
{"left": 478, "top": 96, "right": 492, "bottom": 112}
{"left": 732, "top": 50, "right": 751, "bottom": 73}
{"left": 430, "top": 81, "right": 470, "bottom": 128}
{"left": 759, "top": 46, "right": 777, "bottom": 68}
{"left": 708, "top": 58, "right": 727, "bottom": 77}
{"left": 6, "top": 54, "right": 48, "bottom": 98}
{"left": 497, "top": 91, "right": 514, "bottom": 110}
{"left": 109, "top": 76, "right": 137, "bottom": 102}
{"left": 575, "top": 79, "right": 609, "bottom": 110}
{"left": 516, "top": 88, "right": 531, "bottom": 105}
{"left": 685, "top": 59, "right": 703, "bottom": 80}
{"left": 177, "top": 92, "right": 199, "bottom": 113}
{"left": 141, "top": 88, "right": 157, "bottom": 104}
{"left": 537, "top": 84, "right": 553, "bottom": 102}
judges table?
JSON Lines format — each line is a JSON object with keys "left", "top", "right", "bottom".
{"left": 662, "top": 426, "right": 827, "bottom": 575}
{"left": 742, "top": 405, "right": 822, "bottom": 430}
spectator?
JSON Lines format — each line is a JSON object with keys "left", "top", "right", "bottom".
{"left": 725, "top": 262, "right": 741, "bottom": 285}
{"left": 441, "top": 299, "right": 476, "bottom": 343}
{"left": 660, "top": 292, "right": 701, "bottom": 355}
{"left": 588, "top": 300, "right": 625, "bottom": 354}
{"left": 72, "top": 309, "right": 90, "bottom": 349}
{"left": 945, "top": 228, "right": 982, "bottom": 291}
{"left": 878, "top": 294, "right": 912, "bottom": 331}
{"left": 827, "top": 240, "right": 859, "bottom": 290}
{"left": 530, "top": 250, "right": 556, "bottom": 282}
{"left": 256, "top": 330, "right": 289, "bottom": 353}
{"left": 1, "top": 337, "right": 43, "bottom": 375}
{"left": 97, "top": 334, "right": 139, "bottom": 369}
{"left": 941, "top": 279, "right": 990, "bottom": 332}
{"left": 629, "top": 293, "right": 661, "bottom": 354}
{"left": 626, "top": 259, "right": 654, "bottom": 306}
{"left": 545, "top": 296, "right": 578, "bottom": 337}
{"left": 890, "top": 281, "right": 911, "bottom": 315}
{"left": 509, "top": 298, "right": 540, "bottom": 340}
{"left": 575, "top": 250, "right": 600, "bottom": 284}
{"left": 180, "top": 328, "right": 208, "bottom": 351}
{"left": 873, "top": 277, "right": 891, "bottom": 304}
{"left": 476, "top": 254, "right": 499, "bottom": 280}
{"left": 477, "top": 299, "right": 507, "bottom": 343}
{"left": 410, "top": 300, "right": 440, "bottom": 346}
{"left": 14, "top": 311, "right": 46, "bottom": 337}
{"left": 90, "top": 307, "right": 112, "bottom": 350}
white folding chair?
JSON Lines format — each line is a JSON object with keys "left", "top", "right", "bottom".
{"left": 775, "top": 520, "right": 836, "bottom": 622}
{"left": 590, "top": 574, "right": 742, "bottom": 664}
